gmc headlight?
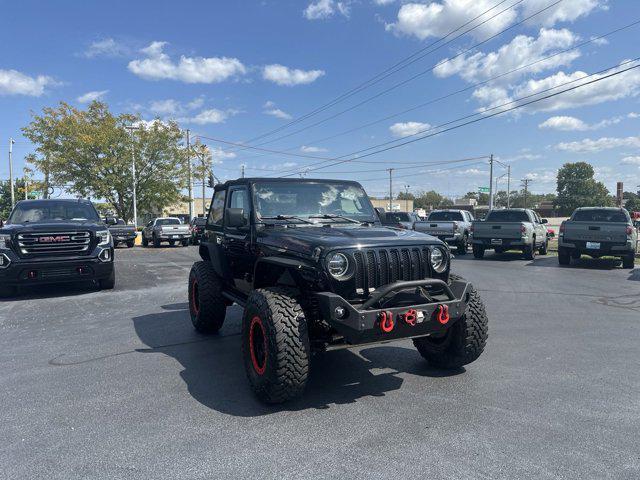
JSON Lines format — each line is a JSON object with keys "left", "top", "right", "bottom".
{"left": 96, "top": 230, "right": 111, "bottom": 247}
{"left": 327, "top": 252, "right": 349, "bottom": 279}
{"left": 0, "top": 234, "right": 10, "bottom": 250}
{"left": 430, "top": 246, "right": 448, "bottom": 273}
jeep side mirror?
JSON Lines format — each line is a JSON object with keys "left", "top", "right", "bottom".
{"left": 541, "top": 218, "right": 548, "bottom": 224}
{"left": 226, "top": 208, "right": 247, "bottom": 228}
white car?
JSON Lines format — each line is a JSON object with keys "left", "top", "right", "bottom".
{"left": 142, "top": 217, "right": 191, "bottom": 247}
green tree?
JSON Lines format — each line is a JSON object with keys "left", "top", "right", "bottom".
{"left": 624, "top": 193, "right": 640, "bottom": 212}
{"left": 555, "top": 162, "right": 612, "bottom": 215}
{"left": 22, "top": 101, "right": 187, "bottom": 222}
{"left": 413, "top": 190, "right": 445, "bottom": 209}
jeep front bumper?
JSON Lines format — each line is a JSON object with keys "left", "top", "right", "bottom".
{"left": 313, "top": 278, "right": 472, "bottom": 345}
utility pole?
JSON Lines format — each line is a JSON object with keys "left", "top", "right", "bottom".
{"left": 387, "top": 168, "right": 394, "bottom": 211}
{"left": 404, "top": 184, "right": 410, "bottom": 212}
{"left": 241, "top": 164, "right": 245, "bottom": 178}
{"left": 186, "top": 129, "right": 193, "bottom": 220}
{"left": 488, "top": 154, "right": 494, "bottom": 210}
{"left": 125, "top": 126, "right": 140, "bottom": 227}
{"left": 9, "top": 138, "right": 15, "bottom": 208}
{"left": 521, "top": 178, "right": 532, "bottom": 208}
{"left": 506, "top": 164, "right": 511, "bottom": 208}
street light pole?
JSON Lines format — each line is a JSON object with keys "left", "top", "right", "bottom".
{"left": 9, "top": 138, "right": 15, "bottom": 208}
{"left": 186, "top": 129, "right": 193, "bottom": 220}
{"left": 404, "top": 184, "right": 410, "bottom": 212}
{"left": 488, "top": 154, "right": 494, "bottom": 210}
{"left": 125, "top": 126, "right": 140, "bottom": 227}
{"left": 387, "top": 168, "right": 394, "bottom": 211}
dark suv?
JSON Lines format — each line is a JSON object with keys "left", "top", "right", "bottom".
{"left": 188, "top": 178, "right": 488, "bottom": 403}
{"left": 0, "top": 199, "right": 115, "bottom": 297}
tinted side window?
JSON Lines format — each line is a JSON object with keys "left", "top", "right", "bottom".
{"left": 208, "top": 189, "right": 226, "bottom": 226}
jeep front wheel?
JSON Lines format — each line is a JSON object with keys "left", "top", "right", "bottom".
{"left": 413, "top": 286, "right": 488, "bottom": 369}
{"left": 242, "top": 287, "right": 310, "bottom": 404}
{"left": 188, "top": 261, "right": 226, "bottom": 334}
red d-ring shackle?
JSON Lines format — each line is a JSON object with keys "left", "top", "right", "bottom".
{"left": 380, "top": 311, "right": 395, "bottom": 333}
{"left": 436, "top": 305, "right": 450, "bottom": 325}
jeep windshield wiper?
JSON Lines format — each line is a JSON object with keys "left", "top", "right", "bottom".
{"left": 309, "top": 214, "right": 362, "bottom": 224}
{"left": 260, "top": 215, "right": 314, "bottom": 224}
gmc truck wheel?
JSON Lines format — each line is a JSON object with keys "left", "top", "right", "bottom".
{"left": 99, "top": 268, "right": 116, "bottom": 290}
{"left": 242, "top": 287, "right": 310, "bottom": 404}
{"left": 472, "top": 245, "right": 484, "bottom": 259}
{"left": 457, "top": 234, "right": 468, "bottom": 255}
{"left": 622, "top": 254, "right": 635, "bottom": 269}
{"left": 413, "top": 285, "right": 488, "bottom": 369}
{"left": 188, "top": 261, "right": 226, "bottom": 334}
{"left": 558, "top": 248, "right": 571, "bottom": 265}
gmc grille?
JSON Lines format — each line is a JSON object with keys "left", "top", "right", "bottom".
{"left": 352, "top": 247, "right": 432, "bottom": 294}
{"left": 17, "top": 231, "right": 91, "bottom": 256}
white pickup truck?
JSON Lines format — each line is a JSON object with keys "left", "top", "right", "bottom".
{"left": 142, "top": 217, "right": 191, "bottom": 247}
{"left": 471, "top": 208, "right": 548, "bottom": 260}
{"left": 414, "top": 209, "right": 474, "bottom": 254}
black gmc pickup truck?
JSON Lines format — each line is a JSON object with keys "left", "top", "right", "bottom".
{"left": 0, "top": 199, "right": 115, "bottom": 297}
{"left": 188, "top": 178, "right": 489, "bottom": 403}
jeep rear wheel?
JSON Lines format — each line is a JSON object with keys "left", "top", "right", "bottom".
{"left": 188, "top": 261, "right": 226, "bottom": 334}
{"left": 242, "top": 287, "right": 310, "bottom": 404}
{"left": 413, "top": 286, "right": 488, "bottom": 369}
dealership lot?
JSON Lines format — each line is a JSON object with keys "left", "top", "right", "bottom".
{"left": 1, "top": 247, "right": 639, "bottom": 479}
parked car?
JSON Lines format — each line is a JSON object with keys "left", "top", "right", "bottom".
{"left": 142, "top": 217, "right": 190, "bottom": 247}
{"left": 188, "top": 178, "right": 488, "bottom": 404}
{"left": 471, "top": 208, "right": 548, "bottom": 260}
{"left": 105, "top": 217, "right": 137, "bottom": 248}
{"left": 381, "top": 211, "right": 420, "bottom": 229}
{"left": 414, "top": 209, "right": 473, "bottom": 254}
{"left": 189, "top": 217, "right": 207, "bottom": 245}
{"left": 0, "top": 198, "right": 115, "bottom": 297}
{"left": 558, "top": 207, "right": 637, "bottom": 268}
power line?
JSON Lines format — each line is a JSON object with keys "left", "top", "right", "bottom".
{"left": 227, "top": 0, "right": 524, "bottom": 150}
{"left": 279, "top": 57, "right": 640, "bottom": 177}
{"left": 233, "top": 0, "right": 562, "bottom": 152}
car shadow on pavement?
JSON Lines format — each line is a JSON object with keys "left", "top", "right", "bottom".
{"left": 132, "top": 304, "right": 462, "bottom": 417}
{"left": 528, "top": 256, "right": 624, "bottom": 270}
{"left": 1, "top": 281, "right": 101, "bottom": 301}
{"left": 454, "top": 252, "right": 527, "bottom": 262}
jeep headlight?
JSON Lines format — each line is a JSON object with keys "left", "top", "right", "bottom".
{"left": 327, "top": 252, "right": 349, "bottom": 279}
{"left": 430, "top": 246, "right": 448, "bottom": 273}
{"left": 96, "top": 229, "right": 111, "bottom": 247}
{"left": 0, "top": 234, "right": 10, "bottom": 250}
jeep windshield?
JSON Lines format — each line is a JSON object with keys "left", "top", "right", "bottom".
{"left": 7, "top": 200, "right": 100, "bottom": 224}
{"left": 253, "top": 181, "right": 376, "bottom": 224}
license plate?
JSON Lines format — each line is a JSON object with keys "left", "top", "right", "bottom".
{"left": 172, "top": 235, "right": 179, "bottom": 239}
{"left": 491, "top": 239, "right": 502, "bottom": 245}
{"left": 586, "top": 242, "right": 600, "bottom": 249}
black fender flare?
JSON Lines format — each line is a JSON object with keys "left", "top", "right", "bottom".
{"left": 253, "top": 256, "right": 318, "bottom": 290}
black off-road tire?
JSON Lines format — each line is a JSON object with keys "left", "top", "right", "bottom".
{"left": 181, "top": 239, "right": 189, "bottom": 247}
{"left": 558, "top": 248, "right": 571, "bottom": 265}
{"left": 472, "top": 245, "right": 485, "bottom": 259}
{"left": 242, "top": 287, "right": 310, "bottom": 404}
{"left": 153, "top": 235, "right": 161, "bottom": 248}
{"left": 126, "top": 240, "right": 135, "bottom": 248}
{"left": 539, "top": 239, "right": 548, "bottom": 255}
{"left": 142, "top": 235, "right": 148, "bottom": 247}
{"left": 169, "top": 240, "right": 175, "bottom": 247}
{"left": 0, "top": 285, "right": 17, "bottom": 298}
{"left": 413, "top": 286, "right": 488, "bottom": 369}
{"left": 188, "top": 261, "right": 226, "bottom": 334}
{"left": 457, "top": 234, "right": 468, "bottom": 255}
{"left": 524, "top": 241, "right": 536, "bottom": 260}
{"left": 98, "top": 267, "right": 116, "bottom": 290}
{"left": 622, "top": 254, "right": 635, "bottom": 269}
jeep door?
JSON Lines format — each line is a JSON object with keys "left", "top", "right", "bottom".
{"left": 223, "top": 186, "right": 254, "bottom": 292}
{"left": 204, "top": 188, "right": 230, "bottom": 280}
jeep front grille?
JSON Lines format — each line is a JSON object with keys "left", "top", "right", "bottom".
{"left": 17, "top": 231, "right": 91, "bottom": 256}
{"left": 352, "top": 247, "right": 432, "bottom": 294}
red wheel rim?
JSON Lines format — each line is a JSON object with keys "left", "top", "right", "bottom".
{"left": 249, "top": 316, "right": 267, "bottom": 375}
{"left": 190, "top": 278, "right": 199, "bottom": 315}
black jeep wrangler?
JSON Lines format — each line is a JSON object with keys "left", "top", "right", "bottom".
{"left": 188, "top": 178, "right": 488, "bottom": 403}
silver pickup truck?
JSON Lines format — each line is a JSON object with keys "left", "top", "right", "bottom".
{"left": 414, "top": 209, "right": 473, "bottom": 254}
{"left": 142, "top": 217, "right": 191, "bottom": 248}
{"left": 471, "top": 208, "right": 548, "bottom": 260}
{"left": 558, "top": 207, "right": 637, "bottom": 268}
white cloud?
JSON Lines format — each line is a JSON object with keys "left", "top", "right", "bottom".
{"left": 149, "top": 99, "right": 182, "bottom": 115}
{"left": 621, "top": 156, "right": 640, "bottom": 165}
{"left": 83, "top": 38, "right": 129, "bottom": 58}
{"left": 386, "top": 0, "right": 518, "bottom": 41}
{"left": 522, "top": 0, "right": 606, "bottom": 27}
{"left": 304, "top": 0, "right": 351, "bottom": 20}
{"left": 77, "top": 90, "right": 108, "bottom": 103}
{"left": 434, "top": 28, "right": 580, "bottom": 84}
{"left": 183, "top": 109, "right": 232, "bottom": 125}
{"left": 374, "top": 0, "right": 396, "bottom": 5}
{"left": 389, "top": 121, "right": 431, "bottom": 138}
{"left": 0, "top": 69, "right": 56, "bottom": 96}
{"left": 263, "top": 101, "right": 292, "bottom": 120}
{"left": 539, "top": 115, "right": 589, "bottom": 131}
{"left": 556, "top": 135, "right": 640, "bottom": 153}
{"left": 211, "top": 147, "right": 237, "bottom": 164}
{"left": 300, "top": 145, "right": 328, "bottom": 153}
{"left": 262, "top": 64, "right": 325, "bottom": 86}
{"left": 128, "top": 41, "right": 246, "bottom": 83}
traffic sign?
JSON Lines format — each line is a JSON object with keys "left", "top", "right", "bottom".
{"left": 478, "top": 187, "right": 490, "bottom": 193}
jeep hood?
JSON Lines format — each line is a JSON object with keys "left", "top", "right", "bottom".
{"left": 257, "top": 225, "right": 441, "bottom": 254}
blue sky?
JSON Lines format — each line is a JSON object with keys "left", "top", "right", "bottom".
{"left": 2, "top": 0, "right": 640, "bottom": 199}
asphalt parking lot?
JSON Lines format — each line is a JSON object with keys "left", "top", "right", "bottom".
{"left": 1, "top": 246, "right": 639, "bottom": 479}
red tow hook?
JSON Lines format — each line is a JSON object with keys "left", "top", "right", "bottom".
{"left": 379, "top": 311, "right": 395, "bottom": 333}
{"left": 436, "top": 305, "right": 450, "bottom": 325}
{"left": 404, "top": 309, "right": 418, "bottom": 326}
